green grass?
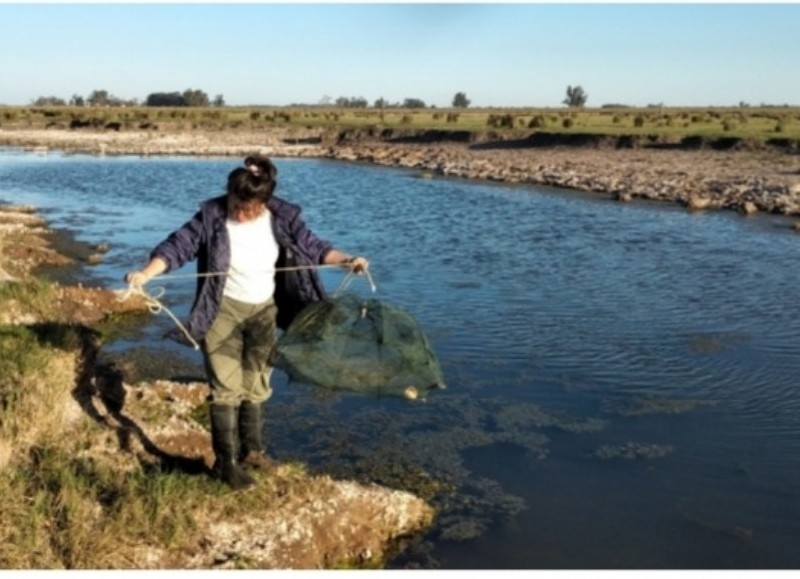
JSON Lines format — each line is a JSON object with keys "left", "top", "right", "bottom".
{"left": 0, "top": 287, "right": 205, "bottom": 567}
{"left": 0, "top": 278, "right": 57, "bottom": 319}
{"left": 0, "top": 325, "right": 51, "bottom": 382}
{"left": 2, "top": 104, "right": 799, "bottom": 141}
{"left": 0, "top": 382, "right": 308, "bottom": 568}
{"left": 0, "top": 443, "right": 214, "bottom": 567}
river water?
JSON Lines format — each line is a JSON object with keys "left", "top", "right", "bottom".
{"left": 1, "top": 149, "right": 799, "bottom": 569}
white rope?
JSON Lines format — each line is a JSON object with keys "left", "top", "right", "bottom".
{"left": 119, "top": 283, "right": 201, "bottom": 350}
{"left": 334, "top": 267, "right": 377, "bottom": 296}
{"left": 0, "top": 265, "right": 19, "bottom": 283}
{"left": 118, "top": 263, "right": 375, "bottom": 349}
{"left": 155, "top": 263, "right": 348, "bottom": 280}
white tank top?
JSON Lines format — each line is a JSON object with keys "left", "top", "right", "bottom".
{"left": 223, "top": 211, "right": 279, "bottom": 304}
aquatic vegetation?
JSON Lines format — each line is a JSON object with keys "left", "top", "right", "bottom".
{"left": 493, "top": 400, "right": 608, "bottom": 434}
{"left": 677, "top": 498, "right": 756, "bottom": 543}
{"left": 97, "top": 346, "right": 205, "bottom": 384}
{"left": 601, "top": 396, "right": 716, "bottom": 417}
{"left": 261, "top": 386, "right": 601, "bottom": 552}
{"left": 686, "top": 331, "right": 751, "bottom": 355}
{"left": 437, "top": 519, "right": 486, "bottom": 542}
{"left": 594, "top": 442, "right": 674, "bottom": 460}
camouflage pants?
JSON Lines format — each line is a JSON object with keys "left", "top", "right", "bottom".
{"left": 202, "top": 295, "right": 277, "bottom": 406}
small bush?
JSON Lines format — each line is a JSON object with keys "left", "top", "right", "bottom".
{"left": 633, "top": 115, "right": 645, "bottom": 128}
{"left": 562, "top": 117, "right": 573, "bottom": 129}
{"left": 486, "top": 113, "right": 514, "bottom": 129}
{"left": 528, "top": 115, "right": 547, "bottom": 128}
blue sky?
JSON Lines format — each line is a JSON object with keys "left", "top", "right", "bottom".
{"left": 1, "top": 3, "right": 798, "bottom": 108}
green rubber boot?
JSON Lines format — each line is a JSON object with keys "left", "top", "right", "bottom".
{"left": 239, "top": 401, "right": 277, "bottom": 472}
{"left": 210, "top": 404, "right": 255, "bottom": 490}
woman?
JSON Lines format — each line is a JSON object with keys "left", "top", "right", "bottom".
{"left": 125, "top": 156, "right": 368, "bottom": 490}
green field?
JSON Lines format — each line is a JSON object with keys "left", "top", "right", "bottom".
{"left": 2, "top": 105, "right": 799, "bottom": 141}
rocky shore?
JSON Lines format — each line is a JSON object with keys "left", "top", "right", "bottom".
{"left": 2, "top": 127, "right": 800, "bottom": 218}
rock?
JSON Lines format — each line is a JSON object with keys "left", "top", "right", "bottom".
{"left": 686, "top": 195, "right": 712, "bottom": 211}
{"left": 615, "top": 191, "right": 634, "bottom": 203}
{"left": 740, "top": 201, "right": 759, "bottom": 215}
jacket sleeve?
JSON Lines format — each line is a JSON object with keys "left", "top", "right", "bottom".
{"left": 150, "top": 209, "right": 206, "bottom": 272}
{"left": 288, "top": 209, "right": 333, "bottom": 265}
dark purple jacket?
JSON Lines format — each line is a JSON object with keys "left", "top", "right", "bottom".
{"left": 151, "top": 194, "right": 333, "bottom": 342}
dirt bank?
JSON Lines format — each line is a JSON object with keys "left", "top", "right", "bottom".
{"left": 0, "top": 204, "right": 434, "bottom": 569}
{"left": 2, "top": 126, "right": 800, "bottom": 217}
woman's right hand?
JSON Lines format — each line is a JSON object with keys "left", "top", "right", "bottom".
{"left": 124, "top": 258, "right": 167, "bottom": 287}
{"left": 124, "top": 271, "right": 149, "bottom": 287}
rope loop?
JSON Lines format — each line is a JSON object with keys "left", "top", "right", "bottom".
{"left": 119, "top": 282, "right": 201, "bottom": 350}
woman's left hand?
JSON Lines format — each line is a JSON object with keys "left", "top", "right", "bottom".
{"left": 347, "top": 256, "right": 369, "bottom": 273}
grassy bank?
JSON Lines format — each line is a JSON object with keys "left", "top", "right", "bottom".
{"left": 2, "top": 104, "right": 799, "bottom": 141}
{"left": 0, "top": 317, "right": 318, "bottom": 568}
{"left": 0, "top": 239, "right": 273, "bottom": 568}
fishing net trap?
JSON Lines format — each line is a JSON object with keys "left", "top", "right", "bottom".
{"left": 269, "top": 293, "right": 446, "bottom": 400}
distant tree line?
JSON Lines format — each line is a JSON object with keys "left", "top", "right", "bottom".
{"left": 308, "top": 87, "right": 585, "bottom": 109}
{"left": 32, "top": 90, "right": 465, "bottom": 110}
{"left": 31, "top": 88, "right": 225, "bottom": 108}
{"left": 28, "top": 86, "right": 640, "bottom": 111}
{"left": 145, "top": 89, "right": 225, "bottom": 107}
{"left": 328, "top": 94, "right": 477, "bottom": 110}
{"left": 334, "top": 88, "right": 586, "bottom": 110}
{"left": 331, "top": 96, "right": 432, "bottom": 109}
{"left": 32, "top": 90, "right": 138, "bottom": 107}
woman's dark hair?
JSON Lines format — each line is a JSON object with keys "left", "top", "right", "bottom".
{"left": 226, "top": 168, "right": 274, "bottom": 202}
{"left": 244, "top": 155, "right": 278, "bottom": 181}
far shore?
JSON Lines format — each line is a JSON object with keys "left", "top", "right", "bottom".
{"left": 2, "top": 127, "right": 800, "bottom": 218}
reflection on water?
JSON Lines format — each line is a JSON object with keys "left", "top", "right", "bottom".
{"left": 2, "top": 150, "right": 800, "bottom": 568}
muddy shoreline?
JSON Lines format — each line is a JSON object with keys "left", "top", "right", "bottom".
{"left": 2, "top": 127, "right": 800, "bottom": 218}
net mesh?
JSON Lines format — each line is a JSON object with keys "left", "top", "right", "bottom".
{"left": 269, "top": 293, "right": 445, "bottom": 400}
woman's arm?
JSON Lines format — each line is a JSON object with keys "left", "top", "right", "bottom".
{"left": 124, "top": 208, "right": 206, "bottom": 285}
